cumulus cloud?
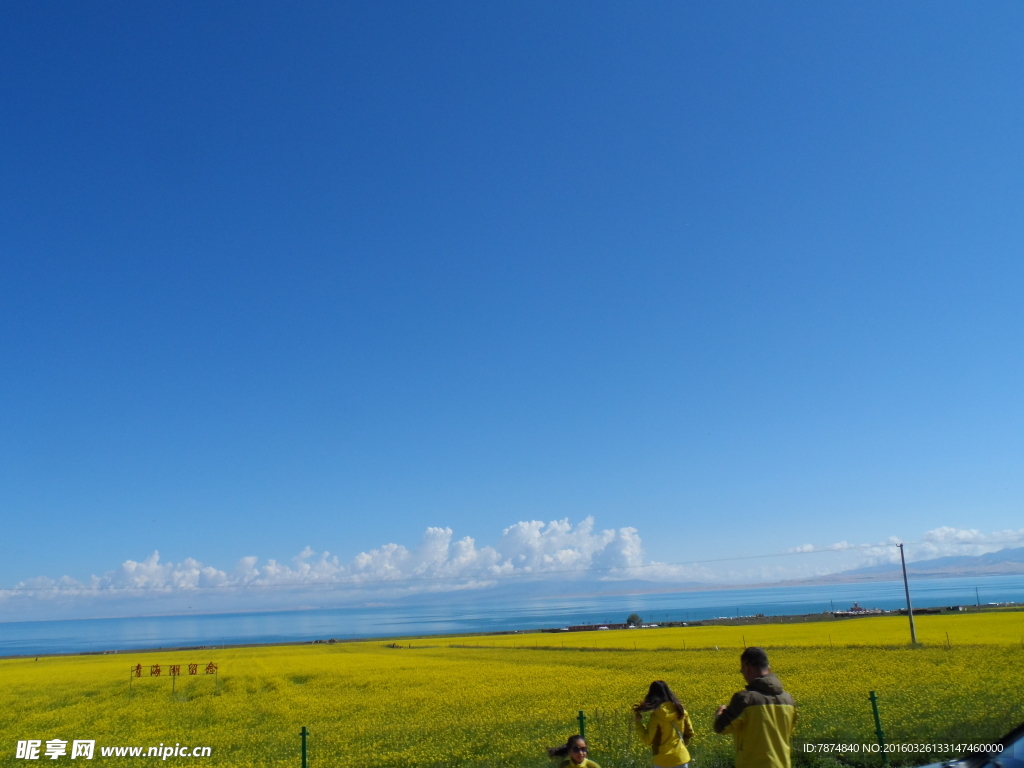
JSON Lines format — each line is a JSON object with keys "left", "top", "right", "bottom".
{"left": 788, "top": 541, "right": 864, "bottom": 554}
{"left": 3, "top": 521, "right": 1021, "bottom": 618}
{"left": 783, "top": 526, "right": 1024, "bottom": 570}
{"left": 912, "top": 526, "right": 1024, "bottom": 559}
{"left": 2, "top": 517, "right": 644, "bottom": 601}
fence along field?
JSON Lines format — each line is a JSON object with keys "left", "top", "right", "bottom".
{"left": 2, "top": 612, "right": 1021, "bottom": 768}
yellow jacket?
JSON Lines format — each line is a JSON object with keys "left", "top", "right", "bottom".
{"left": 635, "top": 702, "right": 694, "bottom": 767}
{"left": 557, "top": 759, "right": 600, "bottom": 768}
{"left": 713, "top": 674, "right": 797, "bottom": 768}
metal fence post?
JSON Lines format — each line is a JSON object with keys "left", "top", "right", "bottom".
{"left": 869, "top": 691, "right": 888, "bottom": 765}
{"left": 577, "top": 710, "right": 586, "bottom": 740}
{"left": 300, "top": 726, "right": 308, "bottom": 768}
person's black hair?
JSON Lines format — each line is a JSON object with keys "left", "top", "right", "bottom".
{"left": 740, "top": 646, "right": 770, "bottom": 669}
{"left": 547, "top": 734, "right": 586, "bottom": 759}
{"left": 633, "top": 679, "right": 685, "bottom": 718}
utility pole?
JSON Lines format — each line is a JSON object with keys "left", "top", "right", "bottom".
{"left": 975, "top": 586, "right": 980, "bottom": 607}
{"left": 898, "top": 543, "right": 917, "bottom": 645}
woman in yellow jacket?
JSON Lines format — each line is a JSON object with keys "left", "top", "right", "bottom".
{"left": 633, "top": 680, "right": 695, "bottom": 768}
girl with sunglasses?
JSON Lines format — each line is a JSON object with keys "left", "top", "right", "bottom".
{"left": 547, "top": 734, "right": 600, "bottom": 768}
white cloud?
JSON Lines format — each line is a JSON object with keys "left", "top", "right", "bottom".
{"left": 779, "top": 526, "right": 1024, "bottom": 571}
{"left": 913, "top": 525, "right": 1024, "bottom": 557}
{"left": 3, "top": 521, "right": 1021, "bottom": 620}
{"left": 2, "top": 517, "right": 642, "bottom": 600}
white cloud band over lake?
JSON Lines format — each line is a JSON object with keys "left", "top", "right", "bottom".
{"left": 3, "top": 519, "right": 1022, "bottom": 621}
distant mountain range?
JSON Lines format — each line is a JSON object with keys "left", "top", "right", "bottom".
{"left": 825, "top": 546, "right": 1024, "bottom": 582}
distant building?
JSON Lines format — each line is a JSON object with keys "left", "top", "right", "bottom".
{"left": 834, "top": 601, "right": 884, "bottom": 617}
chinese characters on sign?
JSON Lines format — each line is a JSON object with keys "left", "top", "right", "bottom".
{"left": 127, "top": 661, "right": 219, "bottom": 701}
{"left": 129, "top": 662, "right": 217, "bottom": 677}
{"left": 127, "top": 663, "right": 218, "bottom": 684}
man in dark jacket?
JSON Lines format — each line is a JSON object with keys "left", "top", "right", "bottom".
{"left": 714, "top": 647, "right": 797, "bottom": 768}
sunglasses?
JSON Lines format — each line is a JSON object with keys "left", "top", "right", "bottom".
{"left": 571, "top": 746, "right": 588, "bottom": 753}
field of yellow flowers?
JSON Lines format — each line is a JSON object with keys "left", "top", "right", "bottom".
{"left": 2, "top": 611, "right": 1021, "bottom": 768}
{"left": 445, "top": 610, "right": 1024, "bottom": 650}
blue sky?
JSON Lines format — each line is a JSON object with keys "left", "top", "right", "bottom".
{"left": 2, "top": 2, "right": 1023, "bottom": 612}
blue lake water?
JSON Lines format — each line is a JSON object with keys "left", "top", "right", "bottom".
{"left": 2, "top": 574, "right": 1021, "bottom": 657}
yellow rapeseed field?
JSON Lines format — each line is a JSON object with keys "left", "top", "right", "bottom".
{"left": 2, "top": 612, "right": 1020, "bottom": 768}
{"left": 444, "top": 611, "right": 1024, "bottom": 650}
